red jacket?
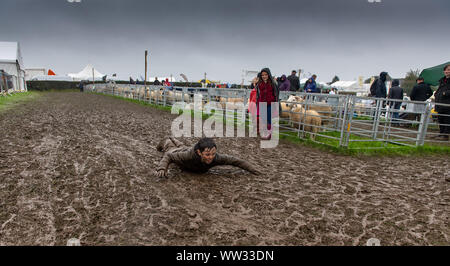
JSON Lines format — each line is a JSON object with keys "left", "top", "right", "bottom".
{"left": 248, "top": 89, "right": 257, "bottom": 115}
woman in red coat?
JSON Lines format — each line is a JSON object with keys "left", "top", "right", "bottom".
{"left": 255, "top": 68, "right": 279, "bottom": 140}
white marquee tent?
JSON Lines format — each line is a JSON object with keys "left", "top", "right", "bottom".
{"left": 0, "top": 41, "right": 27, "bottom": 92}
{"left": 68, "top": 65, "right": 105, "bottom": 81}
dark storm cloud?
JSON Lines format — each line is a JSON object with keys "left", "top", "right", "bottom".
{"left": 1, "top": 0, "right": 449, "bottom": 83}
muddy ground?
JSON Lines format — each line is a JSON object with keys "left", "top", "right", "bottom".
{"left": 0, "top": 92, "right": 448, "bottom": 246}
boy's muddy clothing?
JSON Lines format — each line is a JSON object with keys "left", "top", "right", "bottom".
{"left": 156, "top": 137, "right": 260, "bottom": 174}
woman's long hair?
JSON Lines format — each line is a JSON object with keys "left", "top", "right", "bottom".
{"left": 257, "top": 68, "right": 274, "bottom": 86}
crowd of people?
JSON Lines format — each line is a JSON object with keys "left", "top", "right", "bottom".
{"left": 247, "top": 65, "right": 450, "bottom": 141}
{"left": 368, "top": 65, "right": 450, "bottom": 140}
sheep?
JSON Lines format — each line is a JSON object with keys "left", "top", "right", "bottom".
{"left": 306, "top": 103, "right": 332, "bottom": 125}
{"left": 289, "top": 104, "right": 322, "bottom": 140}
{"left": 287, "top": 96, "right": 332, "bottom": 125}
{"left": 150, "top": 89, "right": 163, "bottom": 102}
{"left": 138, "top": 87, "right": 146, "bottom": 100}
{"left": 281, "top": 95, "right": 304, "bottom": 118}
{"left": 303, "top": 110, "right": 322, "bottom": 140}
{"left": 220, "top": 97, "right": 244, "bottom": 110}
{"left": 280, "top": 102, "right": 292, "bottom": 118}
{"left": 176, "top": 91, "right": 191, "bottom": 102}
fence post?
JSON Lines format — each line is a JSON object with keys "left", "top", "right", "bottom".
{"left": 383, "top": 104, "right": 394, "bottom": 147}
{"left": 372, "top": 99, "right": 381, "bottom": 140}
{"left": 344, "top": 96, "right": 356, "bottom": 147}
{"left": 417, "top": 103, "right": 431, "bottom": 146}
{"left": 339, "top": 95, "right": 349, "bottom": 147}
{"left": 162, "top": 88, "right": 166, "bottom": 106}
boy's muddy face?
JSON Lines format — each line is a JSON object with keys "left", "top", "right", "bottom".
{"left": 197, "top": 147, "right": 217, "bottom": 164}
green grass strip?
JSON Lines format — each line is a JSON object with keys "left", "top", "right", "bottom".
{"left": 0, "top": 91, "right": 42, "bottom": 112}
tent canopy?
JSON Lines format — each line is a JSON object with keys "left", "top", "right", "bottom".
{"left": 0, "top": 42, "right": 24, "bottom": 67}
{"left": 330, "top": 81, "right": 358, "bottom": 88}
{"left": 419, "top": 61, "right": 450, "bottom": 86}
{"left": 68, "top": 65, "right": 105, "bottom": 80}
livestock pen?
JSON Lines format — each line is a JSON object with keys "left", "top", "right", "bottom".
{"left": 85, "top": 83, "right": 450, "bottom": 151}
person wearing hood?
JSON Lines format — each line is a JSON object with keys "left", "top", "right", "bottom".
{"left": 164, "top": 78, "right": 172, "bottom": 86}
{"left": 255, "top": 68, "right": 280, "bottom": 140}
{"left": 278, "top": 75, "right": 291, "bottom": 92}
{"left": 370, "top": 72, "right": 388, "bottom": 98}
{"left": 287, "top": 70, "right": 300, "bottom": 91}
{"left": 388, "top": 79, "right": 404, "bottom": 123}
{"left": 304, "top": 75, "right": 318, "bottom": 93}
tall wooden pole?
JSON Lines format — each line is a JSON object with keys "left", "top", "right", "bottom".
{"left": 144, "top": 50, "right": 148, "bottom": 86}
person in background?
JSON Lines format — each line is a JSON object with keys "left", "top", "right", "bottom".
{"left": 248, "top": 77, "right": 259, "bottom": 129}
{"left": 154, "top": 77, "right": 161, "bottom": 85}
{"left": 164, "top": 78, "right": 172, "bottom": 87}
{"left": 278, "top": 75, "right": 291, "bottom": 92}
{"left": 410, "top": 77, "right": 433, "bottom": 102}
{"left": 410, "top": 77, "right": 433, "bottom": 120}
{"left": 287, "top": 70, "right": 300, "bottom": 91}
{"left": 434, "top": 64, "right": 450, "bottom": 141}
{"left": 304, "top": 75, "right": 318, "bottom": 93}
{"left": 370, "top": 72, "right": 388, "bottom": 98}
{"left": 327, "top": 87, "right": 339, "bottom": 107}
{"left": 78, "top": 80, "right": 84, "bottom": 92}
{"left": 388, "top": 79, "right": 404, "bottom": 124}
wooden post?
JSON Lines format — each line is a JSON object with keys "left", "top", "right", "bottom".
{"left": 144, "top": 50, "right": 148, "bottom": 86}
{"left": 92, "top": 67, "right": 95, "bottom": 85}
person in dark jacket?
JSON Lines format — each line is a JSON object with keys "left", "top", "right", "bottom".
{"left": 304, "top": 75, "right": 318, "bottom": 93}
{"left": 388, "top": 79, "right": 404, "bottom": 123}
{"left": 78, "top": 81, "right": 84, "bottom": 92}
{"left": 369, "top": 72, "right": 388, "bottom": 98}
{"left": 255, "top": 68, "right": 280, "bottom": 140}
{"left": 154, "top": 77, "right": 161, "bottom": 85}
{"left": 287, "top": 70, "right": 300, "bottom": 91}
{"left": 278, "top": 74, "right": 291, "bottom": 91}
{"left": 410, "top": 77, "right": 433, "bottom": 101}
{"left": 155, "top": 137, "right": 261, "bottom": 178}
{"left": 434, "top": 64, "right": 450, "bottom": 141}
{"left": 410, "top": 77, "right": 433, "bottom": 120}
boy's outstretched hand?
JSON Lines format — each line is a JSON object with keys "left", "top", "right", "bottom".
{"left": 155, "top": 169, "right": 167, "bottom": 178}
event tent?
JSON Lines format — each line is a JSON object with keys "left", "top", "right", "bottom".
{"left": 25, "top": 68, "right": 46, "bottom": 80}
{"left": 330, "top": 80, "right": 370, "bottom": 95}
{"left": 68, "top": 65, "right": 105, "bottom": 81}
{"left": 419, "top": 61, "right": 450, "bottom": 86}
{"left": 0, "top": 41, "right": 27, "bottom": 92}
{"left": 330, "top": 81, "right": 359, "bottom": 90}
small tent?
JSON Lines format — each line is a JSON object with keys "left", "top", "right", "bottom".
{"left": 68, "top": 65, "right": 105, "bottom": 81}
{"left": 419, "top": 61, "right": 450, "bottom": 86}
{"left": 0, "top": 41, "right": 27, "bottom": 92}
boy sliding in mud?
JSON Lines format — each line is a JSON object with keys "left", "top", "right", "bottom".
{"left": 155, "top": 137, "right": 261, "bottom": 178}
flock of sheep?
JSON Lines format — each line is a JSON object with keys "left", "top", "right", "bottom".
{"left": 112, "top": 86, "right": 336, "bottom": 139}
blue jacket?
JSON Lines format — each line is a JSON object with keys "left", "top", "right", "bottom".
{"left": 305, "top": 78, "right": 317, "bottom": 93}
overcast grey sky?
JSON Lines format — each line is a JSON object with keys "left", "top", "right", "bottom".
{"left": 1, "top": 0, "right": 449, "bottom": 83}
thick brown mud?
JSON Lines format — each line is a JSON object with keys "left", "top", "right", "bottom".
{"left": 0, "top": 92, "right": 448, "bottom": 246}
